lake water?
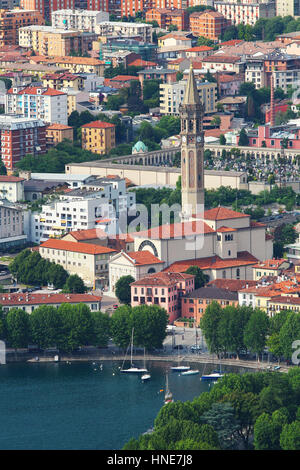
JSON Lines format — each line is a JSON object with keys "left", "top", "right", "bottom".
{"left": 0, "top": 360, "right": 249, "bottom": 450}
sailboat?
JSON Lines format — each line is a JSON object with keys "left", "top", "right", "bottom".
{"left": 181, "top": 314, "right": 200, "bottom": 375}
{"left": 164, "top": 373, "right": 173, "bottom": 405}
{"left": 171, "top": 345, "right": 190, "bottom": 372}
{"left": 120, "top": 328, "right": 148, "bottom": 374}
{"left": 141, "top": 348, "right": 151, "bottom": 381}
{"left": 201, "top": 361, "right": 224, "bottom": 381}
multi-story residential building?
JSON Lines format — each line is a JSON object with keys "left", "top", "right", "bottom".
{"left": 0, "top": 8, "right": 44, "bottom": 47}
{"left": 0, "top": 175, "right": 25, "bottom": 202}
{"left": 243, "top": 123, "right": 300, "bottom": 150}
{"left": 81, "top": 121, "right": 116, "bottom": 155}
{"left": 217, "top": 74, "right": 244, "bottom": 97}
{"left": 158, "top": 32, "right": 194, "bottom": 48}
{"left": 109, "top": 250, "right": 165, "bottom": 292}
{"left": 252, "top": 259, "right": 290, "bottom": 281}
{"left": 20, "top": 0, "right": 76, "bottom": 22}
{"left": 31, "top": 55, "right": 105, "bottom": 76}
{"left": 31, "top": 177, "right": 135, "bottom": 243}
{"left": 0, "top": 115, "right": 46, "bottom": 170}
{"left": 19, "top": 25, "right": 97, "bottom": 56}
{"left": 95, "top": 21, "right": 153, "bottom": 43}
{"left": 0, "top": 292, "right": 102, "bottom": 313}
{"left": 184, "top": 45, "right": 213, "bottom": 58}
{"left": 52, "top": 8, "right": 109, "bottom": 32}
{"left": 160, "top": 79, "right": 217, "bottom": 115}
{"left": 46, "top": 123, "right": 74, "bottom": 146}
{"left": 39, "top": 238, "right": 117, "bottom": 288}
{"left": 276, "top": 0, "right": 300, "bottom": 17}
{"left": 145, "top": 8, "right": 189, "bottom": 31}
{"left": 130, "top": 271, "right": 195, "bottom": 324}
{"left": 41, "top": 73, "right": 84, "bottom": 91}
{"left": 201, "top": 55, "right": 244, "bottom": 74}
{"left": 138, "top": 68, "right": 177, "bottom": 88}
{"left": 181, "top": 286, "right": 238, "bottom": 324}
{"left": 6, "top": 86, "right": 68, "bottom": 125}
{"left": 0, "top": 200, "right": 27, "bottom": 251}
{"left": 189, "top": 10, "right": 227, "bottom": 40}
{"left": 214, "top": 0, "right": 276, "bottom": 26}
{"left": 0, "top": 0, "right": 20, "bottom": 8}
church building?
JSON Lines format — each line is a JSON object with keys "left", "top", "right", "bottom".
{"left": 130, "top": 66, "right": 273, "bottom": 281}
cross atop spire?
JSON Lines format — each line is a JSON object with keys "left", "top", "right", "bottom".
{"left": 182, "top": 63, "right": 200, "bottom": 105}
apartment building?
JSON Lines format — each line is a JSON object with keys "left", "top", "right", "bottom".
{"left": 0, "top": 200, "right": 27, "bottom": 251}
{"left": 181, "top": 286, "right": 238, "bottom": 324}
{"left": 201, "top": 55, "right": 243, "bottom": 73}
{"left": 0, "top": 114, "right": 46, "bottom": 170}
{"left": 19, "top": 25, "right": 97, "bottom": 56}
{"left": 31, "top": 178, "right": 135, "bottom": 243}
{"left": 0, "top": 8, "right": 44, "bottom": 47}
{"left": 95, "top": 21, "right": 153, "bottom": 43}
{"left": 6, "top": 86, "right": 68, "bottom": 125}
{"left": 81, "top": 120, "right": 115, "bottom": 155}
{"left": 20, "top": 0, "right": 76, "bottom": 22}
{"left": 189, "top": 10, "right": 227, "bottom": 40}
{"left": 0, "top": 292, "right": 102, "bottom": 313}
{"left": 130, "top": 271, "right": 195, "bottom": 324}
{"left": 145, "top": 8, "right": 189, "bottom": 31}
{"left": 214, "top": 1, "right": 276, "bottom": 26}
{"left": 46, "top": 123, "right": 74, "bottom": 146}
{"left": 52, "top": 9, "right": 109, "bottom": 32}
{"left": 276, "top": 0, "right": 300, "bottom": 17}
{"left": 39, "top": 239, "right": 117, "bottom": 288}
{"left": 160, "top": 79, "right": 217, "bottom": 115}
{"left": 0, "top": 175, "right": 25, "bottom": 202}
{"left": 41, "top": 73, "right": 84, "bottom": 91}
{"left": 31, "top": 55, "right": 105, "bottom": 76}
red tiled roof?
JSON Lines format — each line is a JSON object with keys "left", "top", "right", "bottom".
{"left": 47, "top": 123, "right": 73, "bottom": 130}
{"left": 203, "top": 207, "right": 249, "bottom": 220}
{"left": 0, "top": 293, "right": 102, "bottom": 306}
{"left": 0, "top": 176, "right": 24, "bottom": 182}
{"left": 128, "top": 59, "right": 157, "bottom": 67}
{"left": 219, "top": 40, "right": 244, "bottom": 46}
{"left": 131, "top": 271, "right": 194, "bottom": 287}
{"left": 133, "top": 220, "right": 215, "bottom": 240}
{"left": 217, "top": 226, "right": 237, "bottom": 232}
{"left": 125, "top": 250, "right": 163, "bottom": 265}
{"left": 163, "top": 251, "right": 258, "bottom": 273}
{"left": 208, "top": 278, "right": 257, "bottom": 292}
{"left": 269, "top": 296, "right": 300, "bottom": 305}
{"left": 81, "top": 121, "right": 115, "bottom": 129}
{"left": 190, "top": 10, "right": 224, "bottom": 17}
{"left": 110, "top": 75, "right": 139, "bottom": 82}
{"left": 202, "top": 55, "right": 240, "bottom": 63}
{"left": 67, "top": 228, "right": 107, "bottom": 241}
{"left": 7, "top": 86, "right": 65, "bottom": 96}
{"left": 40, "top": 239, "right": 117, "bottom": 255}
{"left": 252, "top": 259, "right": 288, "bottom": 270}
{"left": 185, "top": 46, "right": 213, "bottom": 52}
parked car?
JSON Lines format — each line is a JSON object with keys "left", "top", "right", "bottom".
{"left": 190, "top": 345, "right": 202, "bottom": 351}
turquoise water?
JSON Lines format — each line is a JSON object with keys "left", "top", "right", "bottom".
{"left": 0, "top": 361, "right": 246, "bottom": 450}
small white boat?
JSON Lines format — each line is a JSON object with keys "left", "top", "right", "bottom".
{"left": 201, "top": 372, "right": 224, "bottom": 380}
{"left": 171, "top": 365, "right": 190, "bottom": 372}
{"left": 141, "top": 374, "right": 151, "bottom": 381}
{"left": 120, "top": 328, "right": 148, "bottom": 374}
{"left": 181, "top": 369, "right": 199, "bottom": 376}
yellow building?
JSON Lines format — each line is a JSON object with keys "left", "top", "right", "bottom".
{"left": 42, "top": 73, "right": 84, "bottom": 91}
{"left": 252, "top": 259, "right": 290, "bottom": 281}
{"left": 81, "top": 121, "right": 116, "bottom": 155}
{"left": 30, "top": 55, "right": 105, "bottom": 76}
{"left": 46, "top": 123, "right": 74, "bottom": 145}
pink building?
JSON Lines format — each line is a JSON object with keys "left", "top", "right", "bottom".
{"left": 243, "top": 124, "right": 300, "bottom": 150}
{"left": 130, "top": 271, "right": 195, "bottom": 324}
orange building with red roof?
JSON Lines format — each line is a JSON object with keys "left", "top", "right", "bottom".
{"left": 81, "top": 120, "right": 116, "bottom": 155}
{"left": 189, "top": 10, "right": 228, "bottom": 40}
{"left": 146, "top": 8, "right": 189, "bottom": 31}
{"left": 46, "top": 123, "right": 73, "bottom": 145}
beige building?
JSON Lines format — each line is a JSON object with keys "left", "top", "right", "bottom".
{"left": 33, "top": 56, "right": 105, "bottom": 76}
{"left": 52, "top": 9, "right": 109, "bottom": 32}
{"left": 109, "top": 250, "right": 165, "bottom": 293}
{"left": 46, "top": 123, "right": 74, "bottom": 145}
{"left": 160, "top": 79, "right": 217, "bottom": 116}
{"left": 19, "top": 25, "right": 96, "bottom": 57}
{"left": 39, "top": 238, "right": 117, "bottom": 288}
{"left": 0, "top": 201, "right": 27, "bottom": 250}
{"left": 276, "top": 0, "right": 299, "bottom": 17}
{"left": 0, "top": 176, "right": 25, "bottom": 202}
{"left": 252, "top": 259, "right": 291, "bottom": 281}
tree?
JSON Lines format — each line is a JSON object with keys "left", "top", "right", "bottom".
{"left": 110, "top": 305, "right": 132, "bottom": 349}
{"left": 47, "top": 263, "right": 69, "bottom": 289}
{"left": 238, "top": 128, "right": 249, "bottom": 146}
{"left": 63, "top": 274, "right": 86, "bottom": 294}
{"left": 244, "top": 309, "right": 269, "bottom": 359}
{"left": 30, "top": 305, "right": 65, "bottom": 349}
{"left": 115, "top": 275, "right": 135, "bottom": 304}
{"left": 184, "top": 266, "right": 209, "bottom": 290}
{"left": 201, "top": 402, "right": 240, "bottom": 449}
{"left": 279, "top": 312, "right": 300, "bottom": 360}
{"left": 6, "top": 308, "right": 30, "bottom": 349}
{"left": 91, "top": 311, "right": 111, "bottom": 347}
{"left": 217, "top": 305, "right": 252, "bottom": 358}
{"left": 219, "top": 134, "right": 226, "bottom": 145}
{"left": 59, "top": 304, "right": 94, "bottom": 351}
{"left": 280, "top": 421, "right": 300, "bottom": 450}
{"left": 200, "top": 301, "right": 223, "bottom": 354}
{"left": 0, "top": 159, "right": 7, "bottom": 175}
{"left": 211, "top": 116, "right": 221, "bottom": 127}
{"left": 131, "top": 305, "right": 168, "bottom": 350}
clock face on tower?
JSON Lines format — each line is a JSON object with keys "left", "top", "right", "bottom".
{"left": 197, "top": 136, "right": 202, "bottom": 143}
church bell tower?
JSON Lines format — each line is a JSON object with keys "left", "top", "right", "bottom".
{"left": 179, "top": 65, "right": 205, "bottom": 218}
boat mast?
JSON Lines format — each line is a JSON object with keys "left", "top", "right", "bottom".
{"left": 131, "top": 328, "right": 134, "bottom": 367}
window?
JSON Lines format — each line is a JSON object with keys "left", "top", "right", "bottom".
{"left": 222, "top": 270, "right": 226, "bottom": 279}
